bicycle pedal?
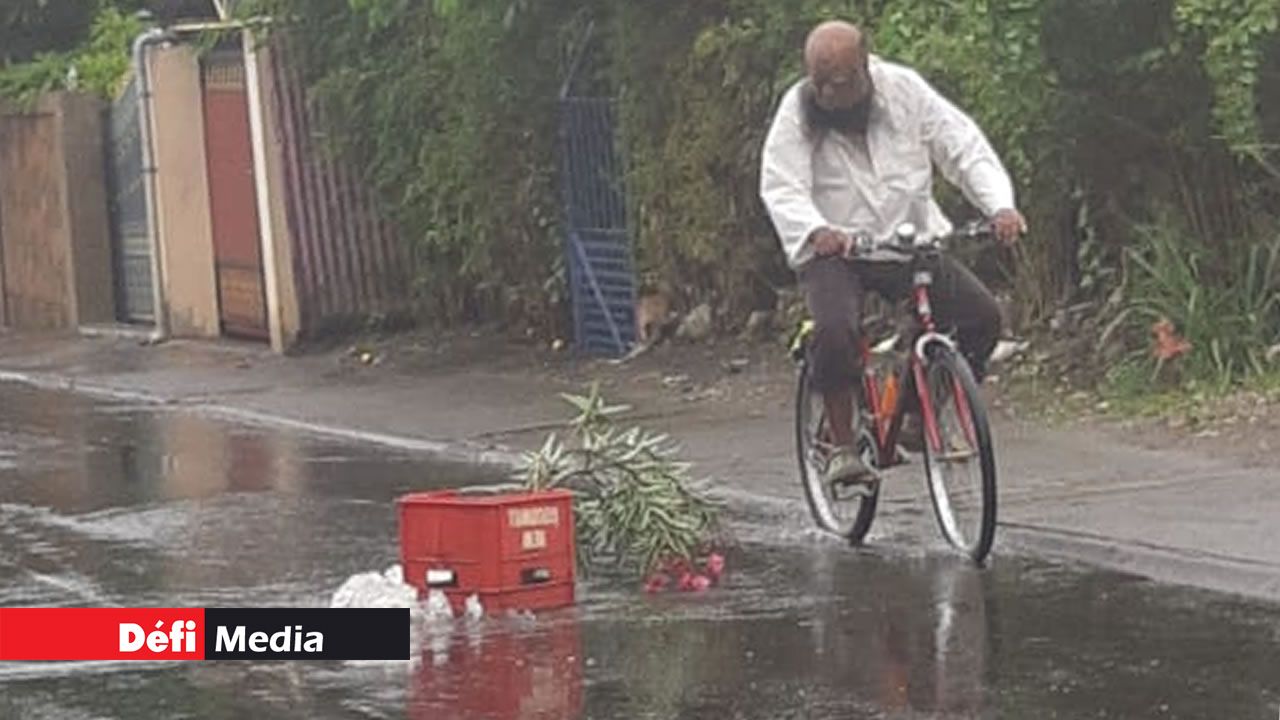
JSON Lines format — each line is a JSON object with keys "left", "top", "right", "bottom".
{"left": 876, "top": 450, "right": 908, "bottom": 469}
{"left": 831, "top": 478, "right": 878, "bottom": 501}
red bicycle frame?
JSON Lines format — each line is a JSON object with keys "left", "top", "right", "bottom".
{"left": 858, "top": 270, "right": 977, "bottom": 462}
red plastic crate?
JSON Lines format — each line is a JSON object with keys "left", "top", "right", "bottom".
{"left": 397, "top": 489, "right": 576, "bottom": 613}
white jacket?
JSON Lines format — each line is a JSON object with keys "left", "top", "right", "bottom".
{"left": 760, "top": 56, "right": 1016, "bottom": 268}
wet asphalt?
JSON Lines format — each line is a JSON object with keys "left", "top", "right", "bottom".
{"left": 0, "top": 384, "right": 1277, "bottom": 719}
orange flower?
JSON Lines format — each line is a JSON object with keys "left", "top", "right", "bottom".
{"left": 1151, "top": 318, "right": 1192, "bottom": 361}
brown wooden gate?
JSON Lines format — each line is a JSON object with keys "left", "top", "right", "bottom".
{"left": 265, "top": 42, "right": 410, "bottom": 338}
{"left": 201, "top": 50, "right": 268, "bottom": 340}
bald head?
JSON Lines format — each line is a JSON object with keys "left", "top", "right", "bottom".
{"left": 800, "top": 20, "right": 875, "bottom": 134}
{"left": 804, "top": 20, "right": 867, "bottom": 77}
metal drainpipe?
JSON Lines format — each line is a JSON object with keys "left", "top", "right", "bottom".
{"left": 132, "top": 27, "right": 176, "bottom": 344}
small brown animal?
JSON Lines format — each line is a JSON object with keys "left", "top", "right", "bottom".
{"left": 614, "top": 291, "right": 677, "bottom": 363}
{"left": 635, "top": 292, "right": 673, "bottom": 345}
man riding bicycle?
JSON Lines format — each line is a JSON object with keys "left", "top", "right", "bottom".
{"left": 760, "top": 20, "right": 1027, "bottom": 492}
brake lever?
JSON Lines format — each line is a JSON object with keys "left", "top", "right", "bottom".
{"left": 838, "top": 232, "right": 871, "bottom": 259}
{"left": 958, "top": 220, "right": 990, "bottom": 238}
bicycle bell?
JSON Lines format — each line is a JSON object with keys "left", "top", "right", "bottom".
{"left": 894, "top": 222, "right": 918, "bottom": 248}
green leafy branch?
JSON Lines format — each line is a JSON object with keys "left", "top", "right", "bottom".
{"left": 0, "top": 5, "right": 143, "bottom": 104}
{"left": 518, "top": 383, "right": 723, "bottom": 579}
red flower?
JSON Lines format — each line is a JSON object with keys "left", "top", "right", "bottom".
{"left": 704, "top": 553, "right": 726, "bottom": 581}
{"left": 644, "top": 574, "right": 669, "bottom": 594}
{"left": 677, "top": 572, "right": 696, "bottom": 591}
{"left": 689, "top": 575, "right": 712, "bottom": 592}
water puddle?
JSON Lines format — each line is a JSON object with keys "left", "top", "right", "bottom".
{"left": 2, "top": 383, "right": 1279, "bottom": 719}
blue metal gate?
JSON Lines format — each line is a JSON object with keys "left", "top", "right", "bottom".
{"left": 557, "top": 43, "right": 636, "bottom": 356}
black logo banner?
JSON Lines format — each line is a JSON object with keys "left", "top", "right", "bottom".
{"left": 204, "top": 608, "right": 410, "bottom": 660}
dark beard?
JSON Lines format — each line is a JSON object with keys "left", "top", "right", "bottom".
{"left": 800, "top": 80, "right": 874, "bottom": 137}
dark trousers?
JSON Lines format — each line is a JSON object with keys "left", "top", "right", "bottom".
{"left": 799, "top": 255, "right": 1002, "bottom": 395}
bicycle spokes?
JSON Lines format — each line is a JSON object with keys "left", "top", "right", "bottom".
{"left": 914, "top": 362, "right": 945, "bottom": 453}
{"left": 930, "top": 375, "right": 976, "bottom": 460}
{"left": 952, "top": 375, "right": 978, "bottom": 447}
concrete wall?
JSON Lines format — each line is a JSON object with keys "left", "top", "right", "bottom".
{"left": 149, "top": 44, "right": 220, "bottom": 338}
{"left": 0, "top": 100, "right": 68, "bottom": 329}
{"left": 60, "top": 93, "right": 116, "bottom": 327}
{"left": 245, "top": 36, "right": 302, "bottom": 352}
{"left": 0, "top": 92, "right": 115, "bottom": 330}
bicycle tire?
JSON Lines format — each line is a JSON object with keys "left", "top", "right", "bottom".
{"left": 795, "top": 363, "right": 878, "bottom": 543}
{"left": 919, "top": 347, "right": 997, "bottom": 563}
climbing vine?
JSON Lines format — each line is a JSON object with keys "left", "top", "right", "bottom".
{"left": 1174, "top": 0, "right": 1279, "bottom": 162}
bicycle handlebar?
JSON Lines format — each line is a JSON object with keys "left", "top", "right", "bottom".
{"left": 846, "top": 220, "right": 994, "bottom": 260}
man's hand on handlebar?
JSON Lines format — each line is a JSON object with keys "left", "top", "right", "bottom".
{"left": 810, "top": 213, "right": 1024, "bottom": 257}
{"left": 809, "top": 227, "right": 853, "bottom": 257}
{"left": 991, "top": 208, "right": 1028, "bottom": 246}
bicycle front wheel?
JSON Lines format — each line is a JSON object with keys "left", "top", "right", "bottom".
{"left": 919, "top": 347, "right": 997, "bottom": 563}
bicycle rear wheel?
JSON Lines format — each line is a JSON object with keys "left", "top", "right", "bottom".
{"left": 919, "top": 347, "right": 997, "bottom": 563}
{"left": 795, "top": 363, "right": 878, "bottom": 543}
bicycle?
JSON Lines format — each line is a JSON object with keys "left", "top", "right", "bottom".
{"left": 790, "top": 220, "right": 999, "bottom": 563}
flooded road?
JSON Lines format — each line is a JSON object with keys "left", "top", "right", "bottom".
{"left": 1, "top": 383, "right": 1278, "bottom": 719}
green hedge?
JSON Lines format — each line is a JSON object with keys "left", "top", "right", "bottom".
{"left": 241, "top": 1, "right": 1274, "bottom": 336}
{"left": 12, "top": 0, "right": 1276, "bottom": 385}
{"left": 0, "top": 3, "right": 143, "bottom": 104}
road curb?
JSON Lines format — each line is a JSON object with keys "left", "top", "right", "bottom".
{"left": 1001, "top": 521, "right": 1280, "bottom": 602}
{"left": 0, "top": 369, "right": 525, "bottom": 470}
